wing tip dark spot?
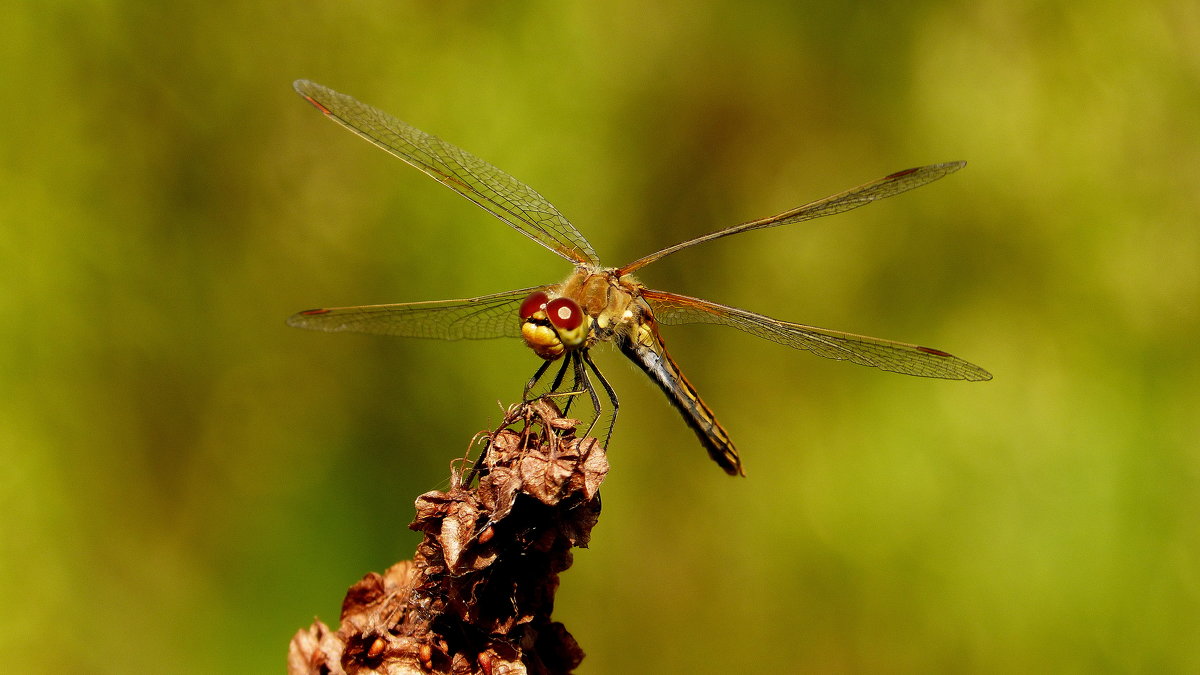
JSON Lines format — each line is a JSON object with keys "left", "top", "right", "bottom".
{"left": 886, "top": 167, "right": 922, "bottom": 179}
{"left": 301, "top": 95, "right": 332, "bottom": 116}
{"left": 916, "top": 345, "right": 953, "bottom": 357}
{"left": 293, "top": 81, "right": 333, "bottom": 114}
{"left": 287, "top": 308, "right": 331, "bottom": 327}
{"left": 915, "top": 345, "right": 993, "bottom": 381}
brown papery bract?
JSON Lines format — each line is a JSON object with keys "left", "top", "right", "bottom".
{"left": 288, "top": 398, "right": 607, "bottom": 675}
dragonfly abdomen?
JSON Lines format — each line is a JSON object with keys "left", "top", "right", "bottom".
{"left": 616, "top": 324, "right": 744, "bottom": 477}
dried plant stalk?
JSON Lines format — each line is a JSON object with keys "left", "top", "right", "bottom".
{"left": 288, "top": 398, "right": 608, "bottom": 675}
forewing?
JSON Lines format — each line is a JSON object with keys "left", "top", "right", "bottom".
{"left": 738, "top": 162, "right": 965, "bottom": 230}
{"left": 294, "top": 80, "right": 599, "bottom": 265}
{"left": 642, "top": 290, "right": 992, "bottom": 381}
{"left": 287, "top": 286, "right": 550, "bottom": 340}
{"left": 621, "top": 162, "right": 965, "bottom": 273}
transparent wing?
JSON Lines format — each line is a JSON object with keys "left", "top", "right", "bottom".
{"left": 621, "top": 162, "right": 965, "bottom": 273}
{"left": 287, "top": 286, "right": 551, "bottom": 340}
{"left": 294, "top": 80, "right": 600, "bottom": 266}
{"left": 642, "top": 290, "right": 992, "bottom": 381}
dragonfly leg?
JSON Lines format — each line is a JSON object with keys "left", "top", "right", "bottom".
{"left": 582, "top": 349, "right": 618, "bottom": 448}
{"left": 523, "top": 359, "right": 555, "bottom": 401}
{"left": 552, "top": 355, "right": 580, "bottom": 415}
{"left": 523, "top": 353, "right": 599, "bottom": 428}
{"left": 525, "top": 355, "right": 587, "bottom": 415}
{"left": 567, "top": 353, "right": 600, "bottom": 432}
{"left": 551, "top": 354, "right": 573, "bottom": 392}
{"left": 574, "top": 353, "right": 601, "bottom": 418}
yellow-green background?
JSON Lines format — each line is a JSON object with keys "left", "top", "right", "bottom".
{"left": 3, "top": 1, "right": 1197, "bottom": 672}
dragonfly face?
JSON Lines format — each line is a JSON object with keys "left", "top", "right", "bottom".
{"left": 288, "top": 80, "right": 992, "bottom": 476}
{"left": 521, "top": 267, "right": 647, "bottom": 352}
{"left": 518, "top": 269, "right": 630, "bottom": 358}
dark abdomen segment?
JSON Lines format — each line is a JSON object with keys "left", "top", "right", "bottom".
{"left": 617, "top": 327, "right": 744, "bottom": 476}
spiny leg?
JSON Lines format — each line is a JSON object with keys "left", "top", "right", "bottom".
{"left": 523, "top": 359, "right": 554, "bottom": 401}
{"left": 537, "top": 352, "right": 598, "bottom": 426}
{"left": 551, "top": 353, "right": 573, "bottom": 392}
{"left": 572, "top": 352, "right": 602, "bottom": 423}
{"left": 524, "top": 353, "right": 597, "bottom": 426}
{"left": 552, "top": 354, "right": 580, "bottom": 415}
{"left": 526, "top": 354, "right": 588, "bottom": 417}
{"left": 582, "top": 349, "right": 618, "bottom": 448}
{"left": 560, "top": 352, "right": 600, "bottom": 436}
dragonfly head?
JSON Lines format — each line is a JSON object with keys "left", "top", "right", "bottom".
{"left": 520, "top": 291, "right": 588, "bottom": 360}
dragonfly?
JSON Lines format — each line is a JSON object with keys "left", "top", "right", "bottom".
{"left": 287, "top": 79, "right": 991, "bottom": 477}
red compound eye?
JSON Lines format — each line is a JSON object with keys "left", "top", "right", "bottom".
{"left": 519, "top": 291, "right": 550, "bottom": 319}
{"left": 545, "top": 297, "right": 583, "bottom": 331}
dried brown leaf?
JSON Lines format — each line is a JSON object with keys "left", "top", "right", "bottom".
{"left": 289, "top": 399, "right": 599, "bottom": 675}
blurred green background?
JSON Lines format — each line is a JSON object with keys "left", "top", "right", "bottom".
{"left": 3, "top": 1, "right": 1197, "bottom": 672}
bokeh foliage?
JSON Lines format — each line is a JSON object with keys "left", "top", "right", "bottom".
{"left": 2, "top": 1, "right": 1197, "bottom": 672}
